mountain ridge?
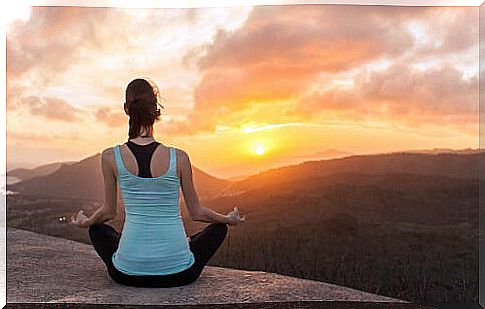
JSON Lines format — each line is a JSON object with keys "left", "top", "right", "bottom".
{"left": 217, "top": 151, "right": 481, "bottom": 198}
{"left": 8, "top": 152, "right": 231, "bottom": 201}
{"left": 8, "top": 148, "right": 481, "bottom": 202}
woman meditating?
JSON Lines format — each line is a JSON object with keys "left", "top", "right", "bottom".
{"left": 69, "top": 78, "right": 246, "bottom": 287}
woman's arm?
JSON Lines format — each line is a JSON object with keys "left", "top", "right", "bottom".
{"left": 75, "top": 148, "right": 118, "bottom": 228}
{"left": 178, "top": 149, "right": 240, "bottom": 225}
{"left": 80, "top": 206, "right": 114, "bottom": 227}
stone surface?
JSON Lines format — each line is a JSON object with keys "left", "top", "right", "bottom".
{"left": 7, "top": 228, "right": 407, "bottom": 305}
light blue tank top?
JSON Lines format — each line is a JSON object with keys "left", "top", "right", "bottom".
{"left": 111, "top": 144, "right": 195, "bottom": 275}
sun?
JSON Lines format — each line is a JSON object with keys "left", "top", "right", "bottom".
{"left": 255, "top": 145, "right": 265, "bottom": 156}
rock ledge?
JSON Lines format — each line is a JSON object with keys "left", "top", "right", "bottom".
{"left": 7, "top": 228, "right": 406, "bottom": 305}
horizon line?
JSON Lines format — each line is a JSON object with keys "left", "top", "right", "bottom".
{"left": 6, "top": 146, "right": 482, "bottom": 180}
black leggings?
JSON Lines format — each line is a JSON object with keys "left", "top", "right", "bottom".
{"left": 88, "top": 222, "right": 228, "bottom": 287}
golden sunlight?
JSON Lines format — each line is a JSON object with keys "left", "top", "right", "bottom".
{"left": 255, "top": 145, "right": 265, "bottom": 156}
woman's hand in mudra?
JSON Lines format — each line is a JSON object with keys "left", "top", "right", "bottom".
{"left": 70, "top": 210, "right": 89, "bottom": 228}
{"left": 226, "top": 207, "right": 246, "bottom": 225}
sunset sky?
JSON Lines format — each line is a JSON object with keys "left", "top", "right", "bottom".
{"left": 6, "top": 3, "right": 479, "bottom": 178}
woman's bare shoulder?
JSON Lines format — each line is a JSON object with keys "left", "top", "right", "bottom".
{"left": 173, "top": 147, "right": 187, "bottom": 157}
{"left": 100, "top": 147, "right": 117, "bottom": 173}
{"left": 101, "top": 146, "right": 116, "bottom": 157}
{"left": 173, "top": 147, "right": 191, "bottom": 165}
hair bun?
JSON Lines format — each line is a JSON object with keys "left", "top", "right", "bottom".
{"left": 128, "top": 99, "right": 158, "bottom": 118}
{"left": 125, "top": 78, "right": 162, "bottom": 139}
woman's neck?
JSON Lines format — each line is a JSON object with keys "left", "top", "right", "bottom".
{"left": 129, "top": 127, "right": 156, "bottom": 143}
{"left": 128, "top": 136, "right": 157, "bottom": 146}
{"left": 137, "top": 127, "right": 153, "bottom": 137}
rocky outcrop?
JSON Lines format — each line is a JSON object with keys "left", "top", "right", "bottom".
{"left": 7, "top": 228, "right": 405, "bottom": 305}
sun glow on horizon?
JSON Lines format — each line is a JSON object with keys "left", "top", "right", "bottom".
{"left": 255, "top": 145, "right": 265, "bottom": 156}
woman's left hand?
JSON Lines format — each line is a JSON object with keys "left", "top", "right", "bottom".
{"left": 70, "top": 210, "right": 89, "bottom": 228}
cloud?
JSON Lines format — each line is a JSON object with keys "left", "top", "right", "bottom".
{"left": 6, "top": 7, "right": 176, "bottom": 102}
{"left": 294, "top": 60, "right": 478, "bottom": 128}
{"left": 94, "top": 106, "right": 127, "bottom": 128}
{"left": 413, "top": 8, "right": 478, "bottom": 58}
{"left": 362, "top": 62, "right": 477, "bottom": 116}
{"left": 20, "top": 96, "right": 84, "bottom": 122}
{"left": 7, "top": 7, "right": 112, "bottom": 82}
{"left": 193, "top": 5, "right": 414, "bottom": 103}
{"left": 6, "top": 6, "right": 251, "bottom": 134}
{"left": 7, "top": 6, "right": 122, "bottom": 125}
{"left": 176, "top": 5, "right": 477, "bottom": 134}
{"left": 6, "top": 5, "right": 478, "bottom": 138}
{"left": 6, "top": 83, "right": 26, "bottom": 111}
{"left": 6, "top": 6, "right": 166, "bottom": 128}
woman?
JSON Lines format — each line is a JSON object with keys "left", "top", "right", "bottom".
{"left": 69, "top": 78, "right": 246, "bottom": 288}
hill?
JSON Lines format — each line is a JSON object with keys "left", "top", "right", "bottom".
{"left": 201, "top": 172, "right": 478, "bottom": 228}
{"left": 220, "top": 152, "right": 481, "bottom": 196}
{"left": 7, "top": 161, "right": 76, "bottom": 181}
{"left": 7, "top": 152, "right": 231, "bottom": 202}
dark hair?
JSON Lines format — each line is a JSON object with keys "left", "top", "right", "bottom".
{"left": 125, "top": 78, "right": 163, "bottom": 139}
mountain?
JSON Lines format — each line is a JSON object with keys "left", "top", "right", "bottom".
{"left": 202, "top": 171, "right": 478, "bottom": 227}
{"left": 220, "top": 151, "right": 481, "bottom": 196}
{"left": 228, "top": 174, "right": 252, "bottom": 182}
{"left": 395, "top": 148, "right": 482, "bottom": 155}
{"left": 189, "top": 166, "right": 233, "bottom": 199}
{"left": 7, "top": 161, "right": 76, "bottom": 181}
{"left": 188, "top": 151, "right": 481, "bottom": 230}
{"left": 299, "top": 149, "right": 353, "bottom": 160}
{"left": 7, "top": 153, "right": 231, "bottom": 202}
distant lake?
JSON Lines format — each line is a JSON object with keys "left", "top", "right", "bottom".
{"left": 6, "top": 176, "right": 22, "bottom": 186}
{"left": 4, "top": 176, "right": 21, "bottom": 195}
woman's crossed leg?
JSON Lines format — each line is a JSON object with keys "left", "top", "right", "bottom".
{"left": 88, "top": 222, "right": 228, "bottom": 287}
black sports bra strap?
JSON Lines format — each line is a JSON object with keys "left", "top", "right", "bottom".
{"left": 125, "top": 141, "right": 161, "bottom": 178}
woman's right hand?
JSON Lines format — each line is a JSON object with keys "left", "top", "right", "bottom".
{"left": 226, "top": 207, "right": 246, "bottom": 225}
{"left": 69, "top": 210, "right": 90, "bottom": 228}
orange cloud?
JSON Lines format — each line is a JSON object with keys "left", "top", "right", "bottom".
{"left": 294, "top": 60, "right": 478, "bottom": 129}
{"left": 6, "top": 5, "right": 478, "bottom": 139}
{"left": 7, "top": 7, "right": 112, "bottom": 81}
{"left": 7, "top": 6, "right": 241, "bottom": 134}
{"left": 176, "top": 5, "right": 477, "bottom": 135}
{"left": 6, "top": 83, "right": 26, "bottom": 111}
{"left": 94, "top": 106, "right": 127, "bottom": 128}
{"left": 20, "top": 96, "right": 84, "bottom": 122}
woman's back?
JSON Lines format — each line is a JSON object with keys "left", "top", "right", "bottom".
{"left": 72, "top": 78, "right": 243, "bottom": 287}
{"left": 111, "top": 142, "right": 195, "bottom": 275}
